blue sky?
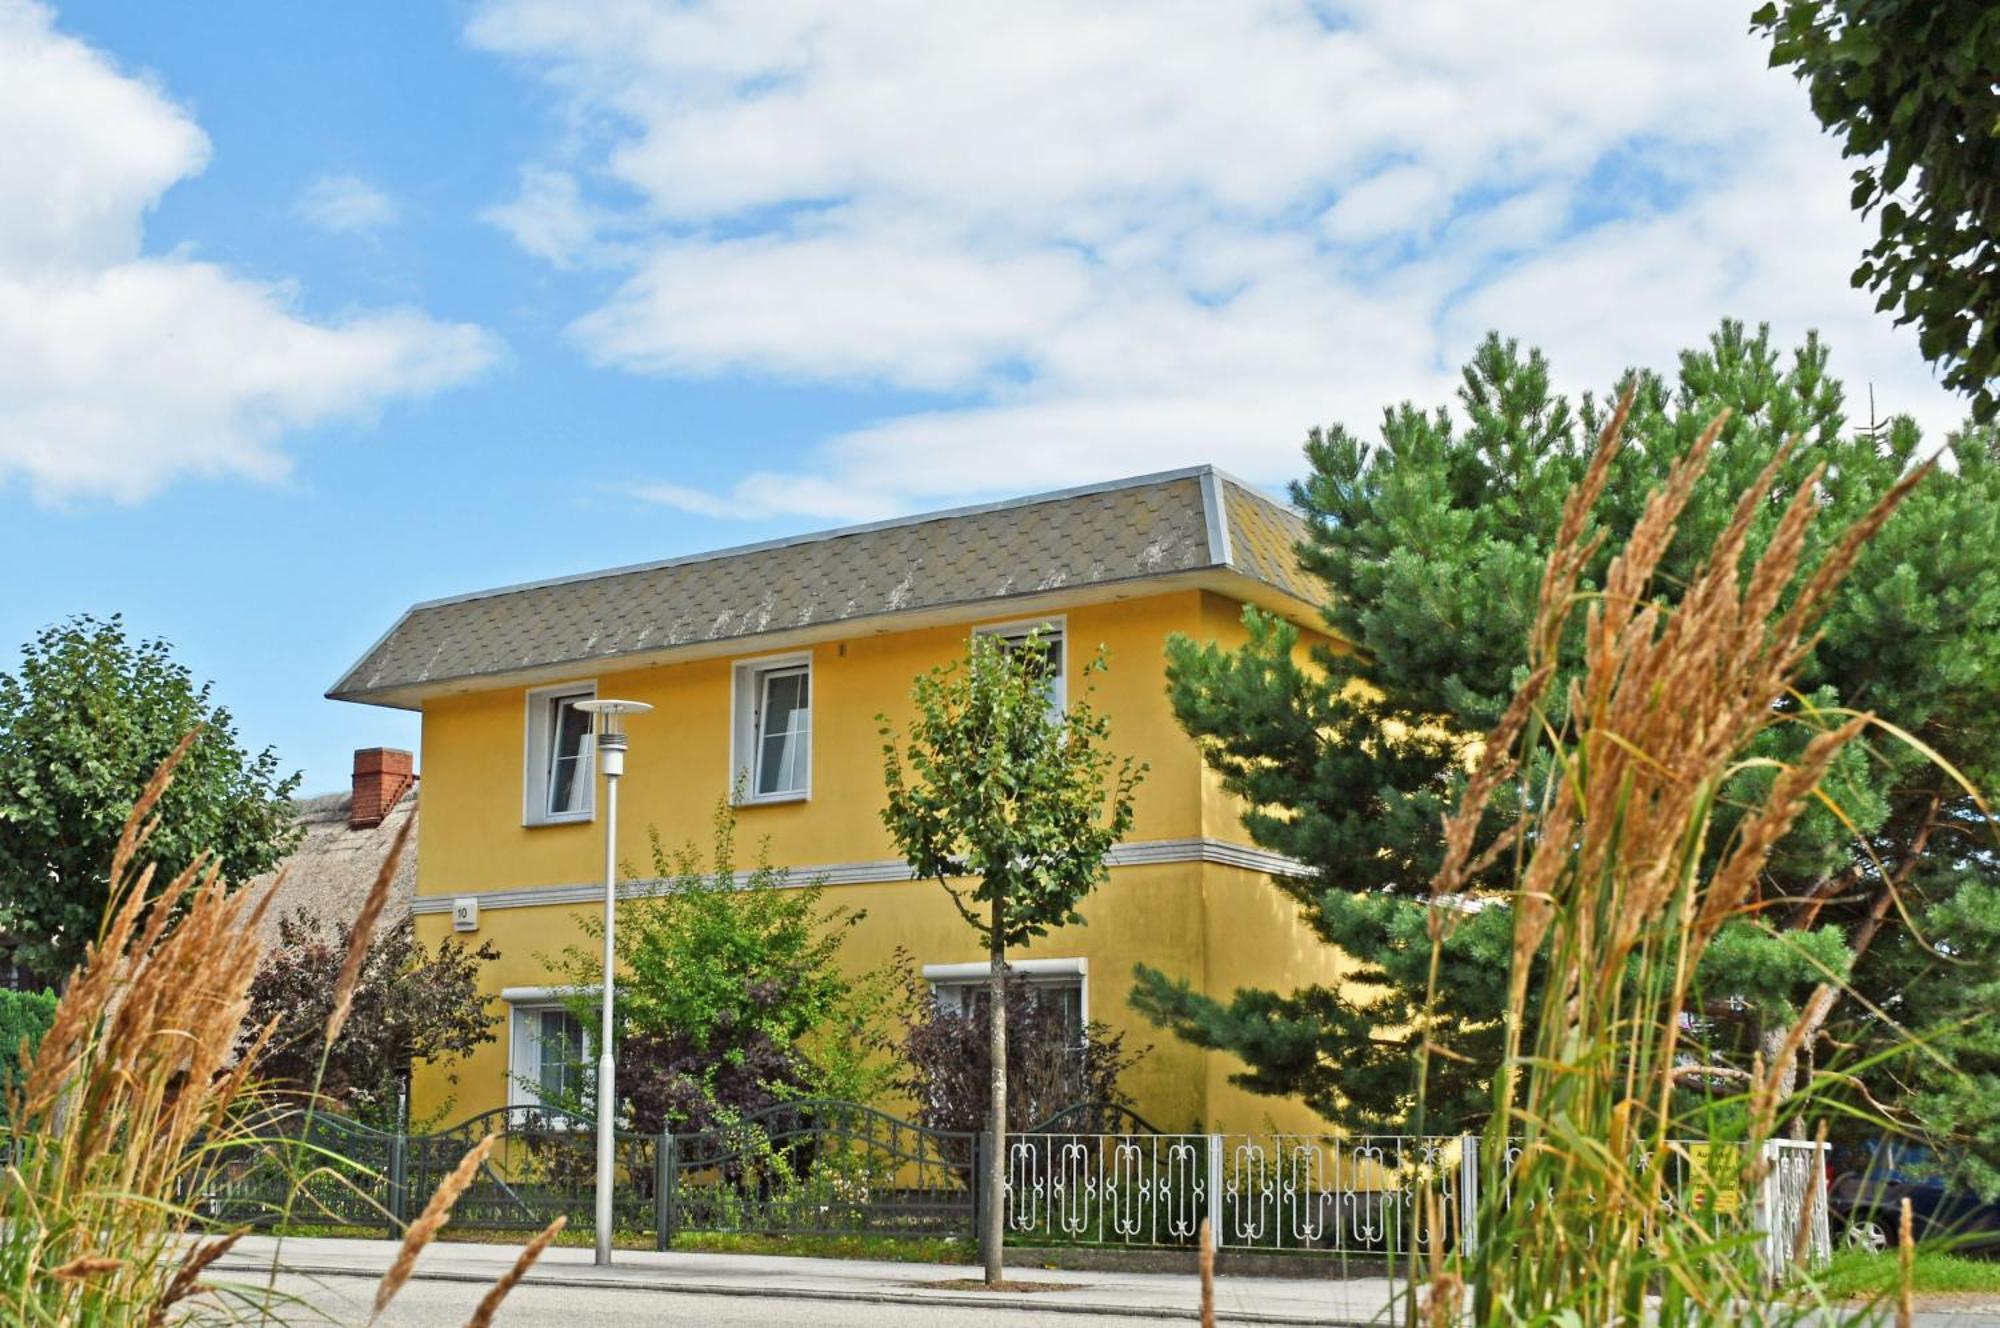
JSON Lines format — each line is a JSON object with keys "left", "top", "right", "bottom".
{"left": 0, "top": 0, "right": 1958, "bottom": 793}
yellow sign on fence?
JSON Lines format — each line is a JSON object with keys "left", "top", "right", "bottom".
{"left": 1683, "top": 1143, "right": 1744, "bottom": 1216}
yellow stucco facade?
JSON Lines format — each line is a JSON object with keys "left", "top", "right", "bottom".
{"left": 403, "top": 585, "right": 1346, "bottom": 1134}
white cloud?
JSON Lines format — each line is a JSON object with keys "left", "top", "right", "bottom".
{"left": 633, "top": 473, "right": 900, "bottom": 524}
{"left": 574, "top": 224, "right": 1095, "bottom": 390}
{"left": 483, "top": 166, "right": 609, "bottom": 268}
{"left": 470, "top": 0, "right": 1961, "bottom": 519}
{"left": 295, "top": 172, "right": 399, "bottom": 234}
{"left": 0, "top": 1, "right": 494, "bottom": 505}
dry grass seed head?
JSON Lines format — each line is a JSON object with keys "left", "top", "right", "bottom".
{"left": 147, "top": 1227, "right": 250, "bottom": 1327}
{"left": 373, "top": 1131, "right": 498, "bottom": 1321}
{"left": 8, "top": 739, "right": 279, "bottom": 1308}
{"left": 463, "top": 1215, "right": 567, "bottom": 1328}
{"left": 327, "top": 814, "right": 413, "bottom": 1046}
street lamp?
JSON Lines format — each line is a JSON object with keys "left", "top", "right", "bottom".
{"left": 573, "top": 698, "right": 652, "bottom": 1267}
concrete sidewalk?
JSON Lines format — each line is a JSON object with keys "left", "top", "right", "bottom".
{"left": 217, "top": 1235, "right": 2000, "bottom": 1325}
{"left": 217, "top": 1235, "right": 1399, "bottom": 1325}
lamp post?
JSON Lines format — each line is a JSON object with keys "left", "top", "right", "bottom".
{"left": 574, "top": 698, "right": 652, "bottom": 1267}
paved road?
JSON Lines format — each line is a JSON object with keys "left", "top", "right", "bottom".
{"left": 225, "top": 1270, "right": 2000, "bottom": 1328}
{"left": 240, "top": 1271, "right": 1225, "bottom": 1326}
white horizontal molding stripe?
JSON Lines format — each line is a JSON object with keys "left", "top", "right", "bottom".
{"left": 413, "top": 836, "right": 1310, "bottom": 916}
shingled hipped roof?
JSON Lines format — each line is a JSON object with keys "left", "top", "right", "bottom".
{"left": 329, "top": 466, "right": 1317, "bottom": 709}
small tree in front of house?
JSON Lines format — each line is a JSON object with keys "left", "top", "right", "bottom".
{"left": 543, "top": 801, "right": 913, "bottom": 1134}
{"left": 880, "top": 631, "right": 1142, "bottom": 1286}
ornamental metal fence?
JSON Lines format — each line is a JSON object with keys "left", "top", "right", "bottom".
{"left": 1002, "top": 1128, "right": 1476, "bottom": 1257}
{"left": 1002, "top": 1125, "right": 1830, "bottom": 1273}
{"left": 167, "top": 1101, "right": 1828, "bottom": 1275}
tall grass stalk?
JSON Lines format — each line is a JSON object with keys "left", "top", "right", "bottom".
{"left": 1413, "top": 397, "right": 1934, "bottom": 1326}
{"left": 0, "top": 737, "right": 550, "bottom": 1325}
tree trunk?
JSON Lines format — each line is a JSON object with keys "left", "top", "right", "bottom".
{"left": 1767, "top": 795, "right": 1941, "bottom": 1116}
{"left": 985, "top": 894, "right": 1007, "bottom": 1287}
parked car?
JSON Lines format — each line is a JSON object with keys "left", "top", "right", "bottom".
{"left": 1828, "top": 1140, "right": 2000, "bottom": 1254}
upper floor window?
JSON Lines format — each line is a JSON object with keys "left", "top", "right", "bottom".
{"left": 524, "top": 683, "right": 595, "bottom": 825}
{"left": 976, "top": 618, "right": 1066, "bottom": 718}
{"left": 733, "top": 654, "right": 811, "bottom": 803}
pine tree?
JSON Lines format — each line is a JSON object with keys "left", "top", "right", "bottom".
{"left": 1134, "top": 322, "right": 2000, "bottom": 1163}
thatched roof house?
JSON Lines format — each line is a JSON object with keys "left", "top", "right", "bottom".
{"left": 253, "top": 748, "right": 418, "bottom": 944}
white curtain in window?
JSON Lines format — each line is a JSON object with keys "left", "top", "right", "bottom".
{"left": 755, "top": 667, "right": 809, "bottom": 796}
{"left": 547, "top": 696, "right": 593, "bottom": 815}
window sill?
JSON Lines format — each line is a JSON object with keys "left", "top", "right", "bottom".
{"left": 503, "top": 1100, "right": 589, "bottom": 1130}
{"left": 734, "top": 790, "right": 809, "bottom": 808}
{"left": 523, "top": 811, "right": 595, "bottom": 829}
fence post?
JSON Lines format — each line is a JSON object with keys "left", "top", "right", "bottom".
{"left": 1458, "top": 1134, "right": 1479, "bottom": 1257}
{"left": 1754, "top": 1139, "right": 1778, "bottom": 1283}
{"left": 654, "top": 1130, "right": 675, "bottom": 1252}
{"left": 1206, "top": 1133, "right": 1224, "bottom": 1254}
{"left": 386, "top": 1128, "right": 408, "bottom": 1239}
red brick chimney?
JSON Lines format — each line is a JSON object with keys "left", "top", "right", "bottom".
{"left": 350, "top": 748, "right": 416, "bottom": 830}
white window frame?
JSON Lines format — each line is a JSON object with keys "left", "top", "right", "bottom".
{"left": 731, "top": 652, "right": 813, "bottom": 805}
{"left": 973, "top": 615, "right": 1068, "bottom": 716}
{"left": 523, "top": 681, "right": 596, "bottom": 826}
{"left": 501, "top": 986, "right": 594, "bottom": 1113}
{"left": 923, "top": 957, "right": 1088, "bottom": 1039}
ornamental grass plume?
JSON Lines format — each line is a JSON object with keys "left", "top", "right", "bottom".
{"left": 463, "top": 1215, "right": 565, "bottom": 1328}
{"left": 371, "top": 1132, "right": 496, "bottom": 1322}
{"left": 1409, "top": 395, "right": 1940, "bottom": 1326}
{"left": 326, "top": 815, "right": 412, "bottom": 1048}
{"left": 0, "top": 732, "right": 278, "bottom": 1325}
{"left": 0, "top": 738, "right": 548, "bottom": 1327}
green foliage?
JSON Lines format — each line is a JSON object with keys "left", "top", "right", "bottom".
{"left": 898, "top": 974, "right": 1146, "bottom": 1139}
{"left": 881, "top": 630, "right": 1143, "bottom": 1283}
{"left": 1867, "top": 871, "right": 2000, "bottom": 1199}
{"left": 1142, "top": 322, "right": 2000, "bottom": 1137}
{"left": 1820, "top": 1248, "right": 2000, "bottom": 1299}
{"left": 0, "top": 988, "right": 55, "bottom": 1107}
{"left": 1754, "top": 0, "right": 2000, "bottom": 419}
{"left": 549, "top": 800, "right": 912, "bottom": 1131}
{"left": 246, "top": 913, "right": 499, "bottom": 1128}
{"left": 0, "top": 614, "right": 301, "bottom": 978}
{"left": 880, "top": 632, "right": 1145, "bottom": 951}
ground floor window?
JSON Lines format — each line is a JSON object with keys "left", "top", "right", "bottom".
{"left": 503, "top": 987, "right": 591, "bottom": 1112}
{"left": 922, "top": 958, "right": 1086, "bottom": 1044}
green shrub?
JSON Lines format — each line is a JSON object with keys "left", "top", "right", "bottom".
{"left": 0, "top": 987, "right": 55, "bottom": 1104}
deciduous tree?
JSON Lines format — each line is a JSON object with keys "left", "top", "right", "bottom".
{"left": 880, "top": 631, "right": 1143, "bottom": 1285}
{"left": 246, "top": 912, "right": 498, "bottom": 1127}
{"left": 0, "top": 615, "right": 300, "bottom": 978}
{"left": 1754, "top": 0, "right": 2000, "bottom": 419}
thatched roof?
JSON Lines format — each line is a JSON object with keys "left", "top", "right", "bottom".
{"left": 251, "top": 788, "right": 417, "bottom": 945}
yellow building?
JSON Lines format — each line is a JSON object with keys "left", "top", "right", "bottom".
{"left": 329, "top": 467, "right": 1343, "bottom": 1133}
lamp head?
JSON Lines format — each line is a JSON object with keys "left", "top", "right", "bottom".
{"left": 574, "top": 698, "right": 651, "bottom": 773}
